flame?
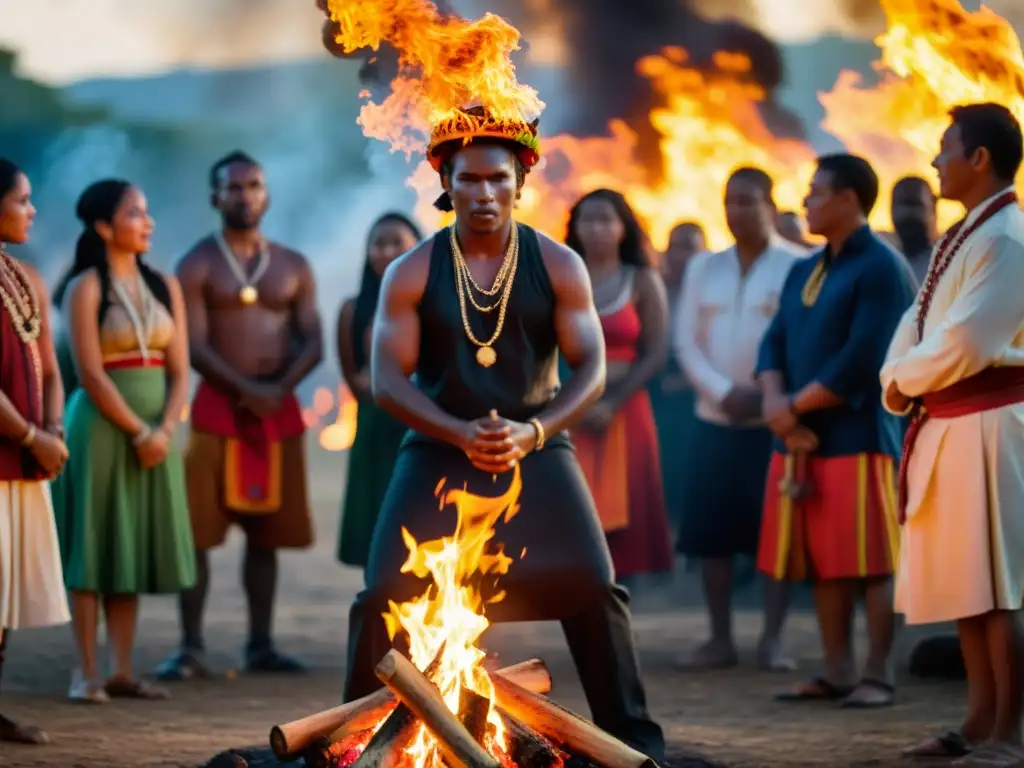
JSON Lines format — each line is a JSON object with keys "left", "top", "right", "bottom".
{"left": 324, "top": 0, "right": 543, "bottom": 156}
{"left": 403, "top": 0, "right": 1023, "bottom": 251}
{"left": 379, "top": 466, "right": 523, "bottom": 766}
{"left": 316, "top": 385, "right": 360, "bottom": 452}
{"left": 822, "top": 0, "right": 1024, "bottom": 229}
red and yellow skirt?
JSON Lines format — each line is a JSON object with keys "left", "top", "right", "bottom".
{"left": 757, "top": 452, "right": 900, "bottom": 582}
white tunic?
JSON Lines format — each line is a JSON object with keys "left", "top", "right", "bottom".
{"left": 880, "top": 192, "right": 1024, "bottom": 625}
{"left": 675, "top": 238, "right": 806, "bottom": 425}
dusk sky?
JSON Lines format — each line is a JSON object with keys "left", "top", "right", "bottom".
{"left": 4, "top": 0, "right": 1020, "bottom": 85}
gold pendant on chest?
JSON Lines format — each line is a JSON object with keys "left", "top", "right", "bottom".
{"left": 476, "top": 346, "right": 497, "bottom": 367}
{"left": 239, "top": 285, "right": 259, "bottom": 305}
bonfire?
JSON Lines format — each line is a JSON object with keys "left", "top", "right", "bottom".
{"left": 270, "top": 465, "right": 654, "bottom": 768}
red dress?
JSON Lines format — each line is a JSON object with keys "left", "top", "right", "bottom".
{"left": 573, "top": 301, "right": 674, "bottom": 579}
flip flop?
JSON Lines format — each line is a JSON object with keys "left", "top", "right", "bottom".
{"left": 104, "top": 676, "right": 170, "bottom": 700}
{"left": 841, "top": 677, "right": 895, "bottom": 709}
{"left": 902, "top": 731, "right": 972, "bottom": 758}
{"left": 153, "top": 649, "right": 213, "bottom": 682}
{"left": 67, "top": 676, "right": 110, "bottom": 704}
{"left": 774, "top": 676, "right": 855, "bottom": 702}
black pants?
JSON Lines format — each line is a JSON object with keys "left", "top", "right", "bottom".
{"left": 343, "top": 441, "right": 665, "bottom": 760}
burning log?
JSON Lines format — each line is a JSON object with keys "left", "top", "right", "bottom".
{"left": 269, "top": 658, "right": 550, "bottom": 759}
{"left": 458, "top": 687, "right": 492, "bottom": 746}
{"left": 497, "top": 711, "right": 563, "bottom": 768}
{"left": 491, "top": 676, "right": 656, "bottom": 768}
{"left": 345, "top": 706, "right": 419, "bottom": 768}
{"left": 302, "top": 731, "right": 374, "bottom": 768}
{"left": 376, "top": 650, "right": 499, "bottom": 768}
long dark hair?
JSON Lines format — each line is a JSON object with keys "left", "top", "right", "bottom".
{"left": 0, "top": 158, "right": 20, "bottom": 201}
{"left": 351, "top": 212, "right": 422, "bottom": 368}
{"left": 565, "top": 188, "right": 651, "bottom": 268}
{"left": 53, "top": 179, "right": 171, "bottom": 323}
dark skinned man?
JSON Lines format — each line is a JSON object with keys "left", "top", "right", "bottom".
{"left": 156, "top": 151, "right": 323, "bottom": 680}
{"left": 343, "top": 110, "right": 664, "bottom": 761}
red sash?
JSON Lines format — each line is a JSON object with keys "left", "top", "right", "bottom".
{"left": 190, "top": 382, "right": 305, "bottom": 514}
{"left": 897, "top": 190, "right": 1019, "bottom": 523}
{"left": 898, "top": 366, "right": 1024, "bottom": 523}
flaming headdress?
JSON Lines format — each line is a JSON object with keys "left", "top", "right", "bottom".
{"left": 426, "top": 106, "right": 541, "bottom": 174}
{"left": 324, "top": 0, "right": 545, "bottom": 171}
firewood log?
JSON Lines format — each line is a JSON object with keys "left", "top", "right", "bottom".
{"left": 375, "top": 650, "right": 499, "bottom": 768}
{"left": 269, "top": 657, "right": 550, "bottom": 759}
{"left": 490, "top": 676, "right": 656, "bottom": 768}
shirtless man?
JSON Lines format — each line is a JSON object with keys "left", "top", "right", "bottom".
{"left": 156, "top": 151, "right": 323, "bottom": 679}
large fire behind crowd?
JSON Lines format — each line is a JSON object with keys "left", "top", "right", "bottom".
{"left": 313, "top": 0, "right": 1024, "bottom": 452}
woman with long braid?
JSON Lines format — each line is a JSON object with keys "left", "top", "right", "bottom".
{"left": 0, "top": 158, "right": 70, "bottom": 744}
{"left": 52, "top": 180, "right": 195, "bottom": 702}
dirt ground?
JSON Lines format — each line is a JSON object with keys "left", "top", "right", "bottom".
{"left": 2, "top": 441, "right": 966, "bottom": 767}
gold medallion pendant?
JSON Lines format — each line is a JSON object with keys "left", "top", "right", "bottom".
{"left": 476, "top": 346, "right": 497, "bottom": 367}
{"left": 239, "top": 285, "right": 259, "bottom": 305}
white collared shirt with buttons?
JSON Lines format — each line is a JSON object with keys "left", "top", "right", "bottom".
{"left": 675, "top": 237, "right": 809, "bottom": 425}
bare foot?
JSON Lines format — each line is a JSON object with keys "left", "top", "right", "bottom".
{"left": 676, "top": 640, "right": 739, "bottom": 671}
{"left": 0, "top": 714, "right": 49, "bottom": 745}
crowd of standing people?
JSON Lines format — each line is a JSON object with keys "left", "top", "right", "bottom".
{"left": 0, "top": 100, "right": 1022, "bottom": 765}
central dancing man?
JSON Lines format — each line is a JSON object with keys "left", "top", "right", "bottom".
{"left": 341, "top": 108, "right": 664, "bottom": 760}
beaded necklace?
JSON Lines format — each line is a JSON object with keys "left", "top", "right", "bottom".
{"left": 914, "top": 189, "right": 1018, "bottom": 341}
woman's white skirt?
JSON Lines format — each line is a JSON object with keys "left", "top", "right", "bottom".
{"left": 0, "top": 480, "right": 70, "bottom": 629}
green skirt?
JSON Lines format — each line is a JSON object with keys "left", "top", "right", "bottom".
{"left": 337, "top": 400, "right": 407, "bottom": 567}
{"left": 53, "top": 366, "right": 196, "bottom": 595}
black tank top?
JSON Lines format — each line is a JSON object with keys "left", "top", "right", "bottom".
{"left": 409, "top": 223, "right": 564, "bottom": 438}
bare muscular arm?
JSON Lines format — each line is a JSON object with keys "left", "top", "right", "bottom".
{"left": 371, "top": 243, "right": 469, "bottom": 447}
{"left": 161, "top": 275, "right": 190, "bottom": 436}
{"left": 24, "top": 264, "right": 65, "bottom": 431}
{"left": 601, "top": 266, "right": 668, "bottom": 409}
{"left": 67, "top": 273, "right": 147, "bottom": 437}
{"left": 175, "top": 250, "right": 254, "bottom": 397}
{"left": 277, "top": 255, "right": 323, "bottom": 393}
{"left": 531, "top": 236, "right": 607, "bottom": 437}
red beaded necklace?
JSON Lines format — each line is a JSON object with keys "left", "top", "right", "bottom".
{"left": 915, "top": 189, "right": 1018, "bottom": 341}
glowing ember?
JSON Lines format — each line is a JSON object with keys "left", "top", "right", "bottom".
{"left": 379, "top": 465, "right": 523, "bottom": 766}
{"left": 403, "top": 0, "right": 1023, "bottom": 250}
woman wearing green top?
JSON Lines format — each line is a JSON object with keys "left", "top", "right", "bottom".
{"left": 336, "top": 213, "right": 421, "bottom": 567}
{"left": 52, "top": 179, "right": 195, "bottom": 703}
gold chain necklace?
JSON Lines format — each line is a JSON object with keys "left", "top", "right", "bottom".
{"left": 451, "top": 224, "right": 519, "bottom": 367}
{"left": 452, "top": 229, "right": 515, "bottom": 296}
{"left": 450, "top": 226, "right": 515, "bottom": 313}
{"left": 0, "top": 249, "right": 41, "bottom": 344}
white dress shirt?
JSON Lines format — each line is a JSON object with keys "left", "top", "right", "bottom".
{"left": 675, "top": 237, "right": 808, "bottom": 425}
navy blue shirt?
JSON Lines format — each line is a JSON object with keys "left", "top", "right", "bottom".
{"left": 756, "top": 226, "right": 916, "bottom": 458}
